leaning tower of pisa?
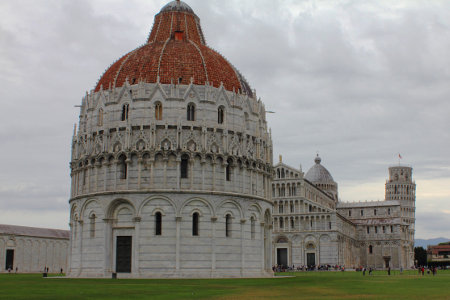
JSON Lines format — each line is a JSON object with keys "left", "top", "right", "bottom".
{"left": 385, "top": 165, "right": 416, "bottom": 267}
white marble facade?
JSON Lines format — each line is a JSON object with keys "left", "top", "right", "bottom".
{"left": 272, "top": 157, "right": 416, "bottom": 270}
{"left": 68, "top": 79, "right": 273, "bottom": 279}
{"left": 68, "top": 0, "right": 274, "bottom": 278}
{"left": 0, "top": 225, "right": 69, "bottom": 273}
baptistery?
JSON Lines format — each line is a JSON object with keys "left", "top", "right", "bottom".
{"left": 68, "top": 0, "right": 273, "bottom": 278}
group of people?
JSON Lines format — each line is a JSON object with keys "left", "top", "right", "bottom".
{"left": 417, "top": 266, "right": 438, "bottom": 276}
{"left": 272, "top": 264, "right": 346, "bottom": 272}
{"left": 6, "top": 266, "right": 64, "bottom": 275}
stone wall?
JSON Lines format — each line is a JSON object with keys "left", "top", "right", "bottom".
{"left": 0, "top": 235, "right": 68, "bottom": 273}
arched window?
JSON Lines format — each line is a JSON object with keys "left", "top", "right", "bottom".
{"left": 218, "top": 106, "right": 224, "bottom": 124}
{"left": 290, "top": 219, "right": 294, "bottom": 229}
{"left": 226, "top": 158, "right": 232, "bottom": 181}
{"left": 187, "top": 103, "right": 195, "bottom": 121}
{"left": 388, "top": 208, "right": 391, "bottom": 215}
{"left": 369, "top": 245, "right": 373, "bottom": 254}
{"left": 118, "top": 155, "right": 127, "bottom": 179}
{"left": 277, "top": 169, "right": 280, "bottom": 179}
{"left": 192, "top": 212, "right": 199, "bottom": 236}
{"left": 279, "top": 203, "right": 283, "bottom": 214}
{"left": 279, "top": 218, "right": 284, "bottom": 229}
{"left": 180, "top": 155, "right": 189, "bottom": 179}
{"left": 367, "top": 226, "right": 370, "bottom": 234}
{"left": 155, "top": 212, "right": 162, "bottom": 235}
{"left": 155, "top": 102, "right": 163, "bottom": 120}
{"left": 250, "top": 217, "right": 255, "bottom": 239}
{"left": 374, "top": 209, "right": 377, "bottom": 216}
{"left": 225, "top": 214, "right": 232, "bottom": 237}
{"left": 90, "top": 214, "right": 96, "bottom": 238}
{"left": 121, "top": 104, "right": 129, "bottom": 121}
{"left": 97, "top": 109, "right": 103, "bottom": 126}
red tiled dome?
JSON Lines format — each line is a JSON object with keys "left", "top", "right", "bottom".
{"left": 95, "top": 1, "right": 252, "bottom": 95}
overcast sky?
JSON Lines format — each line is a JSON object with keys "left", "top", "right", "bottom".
{"left": 0, "top": 0, "right": 449, "bottom": 239}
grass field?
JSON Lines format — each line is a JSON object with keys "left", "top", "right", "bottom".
{"left": 0, "top": 270, "right": 449, "bottom": 299}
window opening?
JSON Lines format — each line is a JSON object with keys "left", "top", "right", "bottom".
{"left": 155, "top": 212, "right": 162, "bottom": 235}
{"left": 187, "top": 103, "right": 195, "bottom": 121}
{"left": 121, "top": 104, "right": 129, "bottom": 121}
{"left": 218, "top": 106, "right": 224, "bottom": 124}
{"left": 118, "top": 155, "right": 127, "bottom": 179}
{"left": 225, "top": 214, "right": 232, "bottom": 237}
{"left": 180, "top": 155, "right": 189, "bottom": 179}
{"left": 251, "top": 217, "right": 255, "bottom": 239}
{"left": 192, "top": 212, "right": 199, "bottom": 236}
{"left": 226, "top": 159, "right": 232, "bottom": 181}
{"left": 90, "top": 214, "right": 96, "bottom": 238}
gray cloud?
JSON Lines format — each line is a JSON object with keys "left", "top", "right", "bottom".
{"left": 0, "top": 0, "right": 449, "bottom": 238}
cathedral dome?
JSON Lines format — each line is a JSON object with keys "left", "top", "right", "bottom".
{"left": 95, "top": 0, "right": 252, "bottom": 96}
{"left": 305, "top": 155, "right": 335, "bottom": 183}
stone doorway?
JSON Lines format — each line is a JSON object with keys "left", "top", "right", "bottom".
{"left": 383, "top": 256, "right": 391, "bottom": 268}
{"left": 277, "top": 248, "right": 288, "bottom": 267}
{"left": 5, "top": 250, "right": 14, "bottom": 270}
{"left": 116, "top": 236, "right": 132, "bottom": 273}
{"left": 307, "top": 253, "right": 315, "bottom": 267}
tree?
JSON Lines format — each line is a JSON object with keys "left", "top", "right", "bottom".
{"left": 414, "top": 247, "right": 427, "bottom": 266}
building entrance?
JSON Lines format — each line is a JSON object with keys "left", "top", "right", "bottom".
{"left": 5, "top": 250, "right": 14, "bottom": 270}
{"left": 116, "top": 236, "right": 132, "bottom": 273}
{"left": 383, "top": 256, "right": 391, "bottom": 268}
{"left": 307, "top": 253, "right": 315, "bottom": 267}
{"left": 277, "top": 248, "right": 288, "bottom": 267}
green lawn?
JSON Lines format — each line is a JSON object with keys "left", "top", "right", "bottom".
{"left": 0, "top": 270, "right": 449, "bottom": 299}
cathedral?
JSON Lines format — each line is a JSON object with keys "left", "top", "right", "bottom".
{"left": 66, "top": 0, "right": 416, "bottom": 278}
{"left": 272, "top": 155, "right": 416, "bottom": 270}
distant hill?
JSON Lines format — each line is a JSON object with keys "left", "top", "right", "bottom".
{"left": 415, "top": 238, "right": 450, "bottom": 248}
